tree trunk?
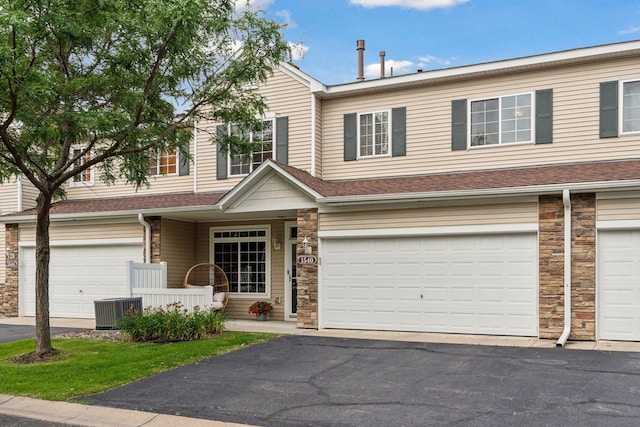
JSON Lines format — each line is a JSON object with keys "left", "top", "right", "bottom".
{"left": 35, "top": 192, "right": 53, "bottom": 355}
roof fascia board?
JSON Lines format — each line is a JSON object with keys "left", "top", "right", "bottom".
{"left": 278, "top": 62, "right": 326, "bottom": 93}
{"left": 319, "top": 40, "right": 640, "bottom": 98}
{"left": 0, "top": 204, "right": 222, "bottom": 224}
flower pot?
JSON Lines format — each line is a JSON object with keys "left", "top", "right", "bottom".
{"left": 256, "top": 313, "right": 267, "bottom": 321}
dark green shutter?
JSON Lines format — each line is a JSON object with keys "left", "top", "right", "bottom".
{"left": 391, "top": 107, "right": 406, "bottom": 157}
{"left": 600, "top": 81, "right": 619, "bottom": 138}
{"left": 276, "top": 116, "right": 288, "bottom": 164}
{"left": 344, "top": 113, "right": 357, "bottom": 161}
{"left": 535, "top": 89, "right": 553, "bottom": 144}
{"left": 451, "top": 99, "right": 467, "bottom": 151}
{"left": 178, "top": 140, "right": 190, "bottom": 176}
{"left": 216, "top": 125, "right": 228, "bottom": 180}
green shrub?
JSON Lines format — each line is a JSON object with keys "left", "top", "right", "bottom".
{"left": 118, "top": 302, "right": 227, "bottom": 342}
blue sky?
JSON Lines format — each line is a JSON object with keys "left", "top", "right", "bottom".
{"left": 246, "top": 0, "right": 640, "bottom": 85}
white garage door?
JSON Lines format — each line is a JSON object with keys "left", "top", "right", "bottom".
{"left": 20, "top": 243, "right": 143, "bottom": 318}
{"left": 321, "top": 233, "right": 538, "bottom": 336}
{"left": 598, "top": 230, "right": 640, "bottom": 341}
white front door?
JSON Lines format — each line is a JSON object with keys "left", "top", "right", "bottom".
{"left": 20, "top": 243, "right": 143, "bottom": 318}
{"left": 321, "top": 233, "right": 538, "bottom": 336}
{"left": 598, "top": 230, "right": 640, "bottom": 341}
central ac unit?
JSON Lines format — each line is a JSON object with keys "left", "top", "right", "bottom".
{"left": 94, "top": 297, "right": 143, "bottom": 330}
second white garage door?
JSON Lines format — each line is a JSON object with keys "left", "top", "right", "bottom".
{"left": 321, "top": 233, "right": 538, "bottom": 336}
{"left": 20, "top": 243, "right": 143, "bottom": 318}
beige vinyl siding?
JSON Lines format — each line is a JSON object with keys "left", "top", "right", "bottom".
{"left": 321, "top": 57, "right": 640, "bottom": 180}
{"left": 19, "top": 221, "right": 143, "bottom": 242}
{"left": 20, "top": 179, "right": 39, "bottom": 211}
{"left": 314, "top": 96, "right": 323, "bottom": 177}
{"left": 195, "top": 220, "right": 288, "bottom": 320}
{"left": 319, "top": 202, "right": 538, "bottom": 231}
{"left": 0, "top": 180, "right": 18, "bottom": 215}
{"left": 62, "top": 141, "right": 195, "bottom": 201}
{"left": 227, "top": 173, "right": 315, "bottom": 213}
{"left": 196, "top": 68, "right": 313, "bottom": 192}
{"left": 160, "top": 219, "right": 196, "bottom": 288}
{"left": 597, "top": 197, "right": 640, "bottom": 222}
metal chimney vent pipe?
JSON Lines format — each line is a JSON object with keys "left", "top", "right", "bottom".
{"left": 379, "top": 51, "right": 386, "bottom": 79}
{"left": 356, "top": 40, "right": 365, "bottom": 81}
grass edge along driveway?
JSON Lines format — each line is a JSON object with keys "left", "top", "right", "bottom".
{"left": 0, "top": 332, "right": 276, "bottom": 401}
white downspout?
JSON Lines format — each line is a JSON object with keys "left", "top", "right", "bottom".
{"left": 17, "top": 176, "right": 23, "bottom": 212}
{"left": 556, "top": 189, "right": 572, "bottom": 347}
{"left": 193, "top": 119, "right": 198, "bottom": 193}
{"left": 138, "top": 213, "right": 151, "bottom": 264}
{"left": 310, "top": 94, "right": 317, "bottom": 176}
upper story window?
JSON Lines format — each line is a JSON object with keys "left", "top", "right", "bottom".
{"left": 470, "top": 93, "right": 532, "bottom": 147}
{"left": 359, "top": 110, "right": 390, "bottom": 157}
{"left": 149, "top": 149, "right": 177, "bottom": 176}
{"left": 622, "top": 80, "right": 640, "bottom": 134}
{"left": 69, "top": 146, "right": 93, "bottom": 187}
{"left": 229, "top": 119, "right": 274, "bottom": 176}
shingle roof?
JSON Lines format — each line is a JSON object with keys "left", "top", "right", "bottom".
{"left": 6, "top": 159, "right": 640, "bottom": 219}
{"left": 277, "top": 159, "right": 640, "bottom": 198}
{"left": 5, "top": 191, "right": 225, "bottom": 217}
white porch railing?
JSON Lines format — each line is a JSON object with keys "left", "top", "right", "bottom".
{"left": 131, "top": 286, "right": 214, "bottom": 310}
{"left": 127, "top": 261, "right": 214, "bottom": 311}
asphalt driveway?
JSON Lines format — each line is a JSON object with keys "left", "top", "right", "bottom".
{"left": 80, "top": 335, "right": 640, "bottom": 426}
{"left": 0, "top": 324, "right": 82, "bottom": 344}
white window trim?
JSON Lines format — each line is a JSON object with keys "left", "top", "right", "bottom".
{"left": 68, "top": 145, "right": 94, "bottom": 187}
{"left": 467, "top": 92, "right": 535, "bottom": 149}
{"left": 620, "top": 78, "right": 640, "bottom": 136}
{"left": 149, "top": 149, "right": 179, "bottom": 177}
{"left": 357, "top": 109, "right": 391, "bottom": 159}
{"left": 227, "top": 118, "right": 277, "bottom": 177}
{"left": 209, "top": 224, "right": 271, "bottom": 299}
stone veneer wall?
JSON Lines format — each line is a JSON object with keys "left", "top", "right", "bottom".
{"left": 1, "top": 224, "right": 19, "bottom": 317}
{"left": 296, "top": 208, "right": 318, "bottom": 329}
{"left": 538, "top": 194, "right": 596, "bottom": 341}
{"left": 146, "top": 216, "right": 161, "bottom": 264}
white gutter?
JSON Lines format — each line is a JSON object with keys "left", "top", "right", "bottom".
{"left": 138, "top": 213, "right": 151, "bottom": 264}
{"left": 310, "top": 94, "right": 316, "bottom": 177}
{"left": 556, "top": 189, "right": 572, "bottom": 347}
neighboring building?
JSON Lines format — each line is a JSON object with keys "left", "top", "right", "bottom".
{"left": 3, "top": 40, "right": 640, "bottom": 342}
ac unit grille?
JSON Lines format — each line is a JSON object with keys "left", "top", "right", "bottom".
{"left": 94, "top": 297, "right": 143, "bottom": 330}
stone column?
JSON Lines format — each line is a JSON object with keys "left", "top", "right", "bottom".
{"left": 538, "top": 193, "right": 596, "bottom": 341}
{"left": 145, "top": 216, "right": 162, "bottom": 264}
{"left": 570, "top": 193, "right": 596, "bottom": 340}
{"left": 1, "top": 224, "right": 19, "bottom": 317}
{"left": 296, "top": 208, "right": 318, "bottom": 329}
{"left": 539, "top": 195, "right": 565, "bottom": 339}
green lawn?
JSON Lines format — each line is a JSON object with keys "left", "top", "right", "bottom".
{"left": 0, "top": 332, "right": 275, "bottom": 401}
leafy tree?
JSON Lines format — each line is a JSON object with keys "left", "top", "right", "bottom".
{"left": 0, "top": 0, "right": 289, "bottom": 356}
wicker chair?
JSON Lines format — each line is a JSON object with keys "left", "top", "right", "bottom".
{"left": 182, "top": 263, "right": 229, "bottom": 310}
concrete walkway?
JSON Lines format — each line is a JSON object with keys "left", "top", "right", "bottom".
{"left": 1, "top": 316, "right": 640, "bottom": 426}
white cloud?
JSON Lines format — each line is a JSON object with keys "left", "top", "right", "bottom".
{"left": 619, "top": 25, "right": 640, "bottom": 35}
{"left": 350, "top": 0, "right": 469, "bottom": 10}
{"left": 365, "top": 59, "right": 414, "bottom": 79}
{"left": 288, "top": 42, "right": 309, "bottom": 60}
{"left": 234, "top": 0, "right": 275, "bottom": 12}
{"left": 417, "top": 54, "right": 458, "bottom": 68}
{"left": 276, "top": 9, "right": 297, "bottom": 29}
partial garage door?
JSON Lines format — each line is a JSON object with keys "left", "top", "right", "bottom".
{"left": 20, "top": 243, "right": 143, "bottom": 318}
{"left": 321, "top": 233, "right": 538, "bottom": 336}
{"left": 598, "top": 230, "right": 640, "bottom": 341}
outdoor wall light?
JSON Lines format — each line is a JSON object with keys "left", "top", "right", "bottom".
{"left": 272, "top": 239, "right": 281, "bottom": 250}
{"left": 302, "top": 236, "right": 312, "bottom": 254}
